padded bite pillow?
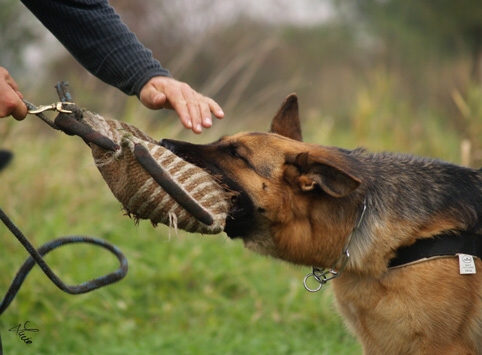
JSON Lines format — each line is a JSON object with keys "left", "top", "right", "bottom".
{"left": 80, "top": 110, "right": 232, "bottom": 234}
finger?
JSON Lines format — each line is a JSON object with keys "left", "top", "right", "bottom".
{"left": 207, "top": 98, "right": 224, "bottom": 120}
{"left": 149, "top": 92, "right": 168, "bottom": 109}
{"left": 10, "top": 99, "right": 28, "bottom": 121}
{"left": 185, "top": 99, "right": 203, "bottom": 134}
{"left": 169, "top": 93, "right": 193, "bottom": 131}
{"left": 201, "top": 108, "right": 212, "bottom": 129}
{"left": 140, "top": 85, "right": 167, "bottom": 110}
{"left": 0, "top": 92, "right": 27, "bottom": 120}
{"left": 177, "top": 102, "right": 194, "bottom": 131}
{"left": 197, "top": 95, "right": 227, "bottom": 129}
{"left": 197, "top": 99, "right": 213, "bottom": 129}
{"left": 178, "top": 85, "right": 204, "bottom": 133}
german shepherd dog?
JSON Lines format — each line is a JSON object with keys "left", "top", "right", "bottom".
{"left": 161, "top": 94, "right": 482, "bottom": 354}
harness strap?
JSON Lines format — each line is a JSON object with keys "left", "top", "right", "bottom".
{"left": 388, "top": 232, "right": 482, "bottom": 268}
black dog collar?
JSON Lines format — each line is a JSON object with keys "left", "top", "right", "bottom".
{"left": 389, "top": 232, "right": 482, "bottom": 268}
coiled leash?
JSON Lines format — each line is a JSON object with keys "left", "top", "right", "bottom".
{"left": 0, "top": 207, "right": 128, "bottom": 315}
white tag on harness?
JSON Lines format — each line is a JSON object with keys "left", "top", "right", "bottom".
{"left": 459, "top": 254, "right": 476, "bottom": 274}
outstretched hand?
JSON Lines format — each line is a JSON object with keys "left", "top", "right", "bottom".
{"left": 139, "top": 76, "right": 224, "bottom": 134}
{"left": 0, "top": 67, "right": 27, "bottom": 121}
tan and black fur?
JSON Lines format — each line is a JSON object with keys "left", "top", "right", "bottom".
{"left": 162, "top": 94, "right": 482, "bottom": 354}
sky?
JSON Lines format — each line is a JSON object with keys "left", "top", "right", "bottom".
{"left": 187, "top": 0, "right": 333, "bottom": 28}
{"left": 160, "top": 0, "right": 333, "bottom": 37}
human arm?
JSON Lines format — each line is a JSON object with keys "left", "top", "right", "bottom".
{"left": 20, "top": 0, "right": 224, "bottom": 133}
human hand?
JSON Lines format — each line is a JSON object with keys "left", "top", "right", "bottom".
{"left": 139, "top": 76, "right": 224, "bottom": 134}
{"left": 0, "top": 67, "right": 27, "bottom": 121}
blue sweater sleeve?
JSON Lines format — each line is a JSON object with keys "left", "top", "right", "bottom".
{"left": 20, "top": 0, "right": 170, "bottom": 97}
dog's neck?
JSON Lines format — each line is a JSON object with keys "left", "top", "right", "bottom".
{"left": 303, "top": 199, "right": 367, "bottom": 292}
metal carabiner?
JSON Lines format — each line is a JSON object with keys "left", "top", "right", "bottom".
{"left": 27, "top": 102, "right": 74, "bottom": 114}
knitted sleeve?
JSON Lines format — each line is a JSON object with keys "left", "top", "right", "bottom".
{"left": 20, "top": 0, "right": 170, "bottom": 97}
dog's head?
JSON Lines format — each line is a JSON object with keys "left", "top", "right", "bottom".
{"left": 161, "top": 94, "right": 363, "bottom": 267}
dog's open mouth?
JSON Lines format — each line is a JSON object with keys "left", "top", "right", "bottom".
{"left": 160, "top": 139, "right": 256, "bottom": 238}
{"left": 217, "top": 178, "right": 255, "bottom": 238}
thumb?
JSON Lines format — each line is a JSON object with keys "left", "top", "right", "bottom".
{"left": 11, "top": 105, "right": 27, "bottom": 121}
{"left": 11, "top": 96, "right": 27, "bottom": 121}
{"left": 140, "top": 86, "right": 167, "bottom": 110}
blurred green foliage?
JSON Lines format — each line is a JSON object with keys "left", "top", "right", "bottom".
{"left": 0, "top": 0, "right": 42, "bottom": 77}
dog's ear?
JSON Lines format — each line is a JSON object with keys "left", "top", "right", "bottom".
{"left": 270, "top": 94, "right": 302, "bottom": 141}
{"left": 288, "top": 152, "right": 361, "bottom": 198}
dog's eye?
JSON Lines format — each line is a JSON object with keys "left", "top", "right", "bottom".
{"left": 227, "top": 143, "right": 251, "bottom": 166}
{"left": 229, "top": 144, "right": 243, "bottom": 159}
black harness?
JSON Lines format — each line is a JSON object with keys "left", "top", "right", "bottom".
{"left": 388, "top": 231, "right": 482, "bottom": 268}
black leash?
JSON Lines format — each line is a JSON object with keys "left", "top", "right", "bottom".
{"left": 0, "top": 207, "right": 128, "bottom": 315}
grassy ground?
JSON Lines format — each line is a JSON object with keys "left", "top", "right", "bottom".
{"left": 0, "top": 77, "right": 477, "bottom": 354}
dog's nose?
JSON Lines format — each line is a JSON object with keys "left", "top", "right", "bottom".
{"left": 159, "top": 139, "right": 178, "bottom": 154}
{"left": 159, "top": 139, "right": 173, "bottom": 149}
{"left": 159, "top": 138, "right": 187, "bottom": 154}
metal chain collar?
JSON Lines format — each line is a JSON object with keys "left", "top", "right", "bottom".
{"left": 303, "top": 199, "right": 367, "bottom": 292}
